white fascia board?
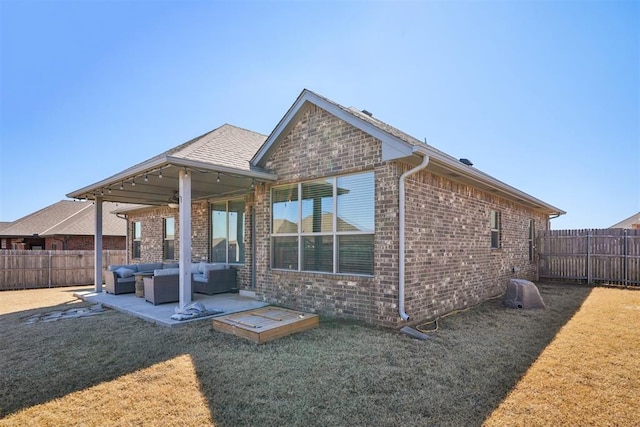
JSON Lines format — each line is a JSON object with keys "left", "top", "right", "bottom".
{"left": 252, "top": 90, "right": 415, "bottom": 167}
{"left": 164, "top": 157, "right": 277, "bottom": 180}
{"left": 67, "top": 157, "right": 278, "bottom": 199}
{"left": 67, "top": 157, "right": 169, "bottom": 199}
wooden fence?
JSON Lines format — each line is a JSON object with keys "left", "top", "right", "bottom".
{"left": 0, "top": 250, "right": 126, "bottom": 290}
{"left": 538, "top": 229, "right": 640, "bottom": 287}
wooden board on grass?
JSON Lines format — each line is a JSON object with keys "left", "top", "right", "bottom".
{"left": 212, "top": 307, "right": 319, "bottom": 344}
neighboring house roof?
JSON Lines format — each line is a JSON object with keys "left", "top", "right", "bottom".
{"left": 0, "top": 200, "right": 126, "bottom": 237}
{"left": 273, "top": 214, "right": 360, "bottom": 234}
{"left": 0, "top": 222, "right": 11, "bottom": 233}
{"left": 610, "top": 212, "right": 640, "bottom": 229}
{"left": 253, "top": 89, "right": 565, "bottom": 216}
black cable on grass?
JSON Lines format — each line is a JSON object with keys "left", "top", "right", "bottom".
{"left": 416, "top": 292, "right": 506, "bottom": 334}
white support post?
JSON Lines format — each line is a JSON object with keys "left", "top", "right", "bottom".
{"left": 178, "top": 169, "right": 192, "bottom": 310}
{"left": 94, "top": 196, "right": 103, "bottom": 292}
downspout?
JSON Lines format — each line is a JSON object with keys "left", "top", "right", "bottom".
{"left": 399, "top": 147, "right": 429, "bottom": 321}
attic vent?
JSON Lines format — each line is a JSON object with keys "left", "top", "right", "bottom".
{"left": 459, "top": 158, "right": 473, "bottom": 166}
{"left": 361, "top": 109, "right": 373, "bottom": 117}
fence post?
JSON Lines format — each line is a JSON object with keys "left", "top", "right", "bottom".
{"left": 624, "top": 229, "right": 628, "bottom": 288}
{"left": 48, "top": 251, "right": 52, "bottom": 288}
{"left": 586, "top": 230, "right": 591, "bottom": 285}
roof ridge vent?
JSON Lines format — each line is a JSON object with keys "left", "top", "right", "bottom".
{"left": 361, "top": 109, "right": 373, "bottom": 117}
{"left": 459, "top": 158, "right": 473, "bottom": 166}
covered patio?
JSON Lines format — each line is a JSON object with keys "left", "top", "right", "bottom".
{"left": 66, "top": 125, "right": 277, "bottom": 312}
{"left": 74, "top": 288, "right": 268, "bottom": 327}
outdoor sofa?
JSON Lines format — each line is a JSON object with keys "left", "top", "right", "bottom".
{"left": 105, "top": 262, "right": 178, "bottom": 295}
{"left": 144, "top": 263, "right": 237, "bottom": 305}
{"left": 191, "top": 262, "right": 237, "bottom": 295}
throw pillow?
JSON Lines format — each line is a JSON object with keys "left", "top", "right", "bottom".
{"left": 115, "top": 267, "right": 135, "bottom": 278}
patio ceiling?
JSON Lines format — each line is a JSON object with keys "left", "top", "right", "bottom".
{"left": 66, "top": 156, "right": 278, "bottom": 206}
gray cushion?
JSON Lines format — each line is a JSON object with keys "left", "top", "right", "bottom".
{"left": 190, "top": 263, "right": 201, "bottom": 274}
{"left": 154, "top": 268, "right": 180, "bottom": 276}
{"left": 115, "top": 267, "right": 135, "bottom": 278}
{"left": 198, "top": 261, "right": 207, "bottom": 274}
{"left": 163, "top": 262, "right": 179, "bottom": 269}
{"left": 136, "top": 263, "right": 163, "bottom": 273}
{"left": 192, "top": 273, "right": 206, "bottom": 283}
{"left": 108, "top": 264, "right": 128, "bottom": 272}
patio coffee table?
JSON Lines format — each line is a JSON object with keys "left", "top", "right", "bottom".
{"left": 133, "top": 272, "right": 154, "bottom": 298}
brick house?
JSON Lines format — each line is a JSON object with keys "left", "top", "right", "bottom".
{"left": 68, "top": 90, "right": 563, "bottom": 327}
{"left": 0, "top": 200, "right": 126, "bottom": 251}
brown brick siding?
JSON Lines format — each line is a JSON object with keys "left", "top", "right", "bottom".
{"left": 402, "top": 165, "right": 548, "bottom": 325}
{"left": 254, "top": 103, "right": 550, "bottom": 328}
{"left": 45, "top": 235, "right": 125, "bottom": 250}
{"left": 255, "top": 104, "right": 402, "bottom": 326}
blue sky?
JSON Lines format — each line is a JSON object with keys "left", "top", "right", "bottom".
{"left": 1, "top": 0, "right": 638, "bottom": 229}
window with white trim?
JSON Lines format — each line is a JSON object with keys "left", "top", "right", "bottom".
{"left": 490, "top": 210, "right": 501, "bottom": 249}
{"left": 271, "top": 171, "right": 375, "bottom": 275}
{"left": 163, "top": 217, "right": 175, "bottom": 260}
{"left": 528, "top": 219, "right": 535, "bottom": 261}
{"left": 211, "top": 199, "right": 245, "bottom": 264}
{"left": 132, "top": 221, "right": 142, "bottom": 259}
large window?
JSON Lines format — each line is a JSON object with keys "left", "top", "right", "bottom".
{"left": 490, "top": 210, "right": 501, "bottom": 249}
{"left": 132, "top": 221, "right": 142, "bottom": 259}
{"left": 163, "top": 217, "right": 175, "bottom": 260}
{"left": 271, "top": 171, "right": 375, "bottom": 275}
{"left": 211, "top": 199, "right": 245, "bottom": 264}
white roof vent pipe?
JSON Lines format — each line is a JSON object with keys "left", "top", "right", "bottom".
{"left": 399, "top": 146, "right": 430, "bottom": 322}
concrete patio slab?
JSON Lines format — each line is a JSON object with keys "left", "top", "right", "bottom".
{"left": 74, "top": 290, "right": 268, "bottom": 327}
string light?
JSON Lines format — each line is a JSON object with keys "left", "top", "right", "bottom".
{"left": 217, "top": 173, "right": 220, "bottom": 183}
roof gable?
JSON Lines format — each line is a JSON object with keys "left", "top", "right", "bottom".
{"left": 252, "top": 89, "right": 414, "bottom": 167}
{"left": 252, "top": 89, "right": 564, "bottom": 216}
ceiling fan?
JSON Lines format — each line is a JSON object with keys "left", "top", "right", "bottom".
{"left": 167, "top": 191, "right": 179, "bottom": 209}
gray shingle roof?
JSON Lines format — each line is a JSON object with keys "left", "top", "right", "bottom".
{"left": 175, "top": 124, "right": 266, "bottom": 171}
{"left": 118, "top": 124, "right": 267, "bottom": 177}
{"left": 1, "top": 200, "right": 126, "bottom": 237}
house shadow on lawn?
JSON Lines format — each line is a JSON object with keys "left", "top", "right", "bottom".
{"left": 1, "top": 282, "right": 593, "bottom": 426}
{"left": 184, "top": 282, "right": 595, "bottom": 426}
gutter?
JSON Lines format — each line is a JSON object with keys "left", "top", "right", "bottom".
{"left": 399, "top": 146, "right": 429, "bottom": 321}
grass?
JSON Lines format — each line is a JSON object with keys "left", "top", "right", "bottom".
{"left": 0, "top": 283, "right": 637, "bottom": 426}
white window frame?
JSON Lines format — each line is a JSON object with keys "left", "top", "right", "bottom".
{"left": 210, "top": 198, "right": 245, "bottom": 265}
{"left": 270, "top": 171, "right": 374, "bottom": 276}
{"left": 490, "top": 210, "right": 501, "bottom": 249}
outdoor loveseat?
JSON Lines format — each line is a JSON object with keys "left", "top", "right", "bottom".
{"left": 105, "top": 262, "right": 178, "bottom": 295}
{"left": 191, "top": 262, "right": 237, "bottom": 295}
